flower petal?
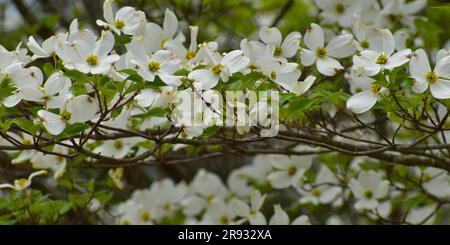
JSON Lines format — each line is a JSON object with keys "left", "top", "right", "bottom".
{"left": 346, "top": 90, "right": 378, "bottom": 114}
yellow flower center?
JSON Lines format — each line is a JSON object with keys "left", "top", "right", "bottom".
{"left": 425, "top": 71, "right": 438, "bottom": 83}
{"left": 287, "top": 165, "right": 297, "bottom": 176}
{"left": 140, "top": 211, "right": 150, "bottom": 222}
{"left": 60, "top": 110, "right": 72, "bottom": 121}
{"left": 375, "top": 54, "right": 389, "bottom": 65}
{"left": 423, "top": 172, "right": 431, "bottom": 182}
{"left": 55, "top": 155, "right": 64, "bottom": 163}
{"left": 114, "top": 140, "right": 124, "bottom": 150}
{"left": 86, "top": 54, "right": 99, "bottom": 66}
{"left": 206, "top": 194, "right": 215, "bottom": 203}
{"left": 148, "top": 61, "right": 160, "bottom": 72}
{"left": 270, "top": 71, "right": 278, "bottom": 80}
{"left": 360, "top": 40, "right": 369, "bottom": 49}
{"left": 311, "top": 188, "right": 321, "bottom": 197}
{"left": 335, "top": 3, "right": 345, "bottom": 14}
{"left": 364, "top": 189, "right": 373, "bottom": 199}
{"left": 185, "top": 50, "right": 196, "bottom": 60}
{"left": 121, "top": 219, "right": 130, "bottom": 225}
{"left": 370, "top": 84, "right": 382, "bottom": 95}
{"left": 115, "top": 19, "right": 126, "bottom": 29}
{"left": 316, "top": 47, "right": 327, "bottom": 58}
{"left": 160, "top": 38, "right": 168, "bottom": 48}
{"left": 15, "top": 178, "right": 28, "bottom": 187}
{"left": 274, "top": 47, "right": 282, "bottom": 56}
{"left": 211, "top": 64, "right": 224, "bottom": 75}
{"left": 219, "top": 215, "right": 229, "bottom": 224}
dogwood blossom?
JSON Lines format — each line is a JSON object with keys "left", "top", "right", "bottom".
{"left": 97, "top": 0, "right": 146, "bottom": 35}
{"left": 409, "top": 49, "right": 450, "bottom": 99}
{"left": 300, "top": 23, "right": 356, "bottom": 76}
{"left": 0, "top": 170, "right": 47, "bottom": 191}
{"left": 354, "top": 29, "right": 411, "bottom": 76}
{"left": 350, "top": 170, "right": 389, "bottom": 211}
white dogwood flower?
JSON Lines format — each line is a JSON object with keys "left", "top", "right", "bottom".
{"left": 346, "top": 83, "right": 388, "bottom": 114}
{"left": 267, "top": 154, "right": 313, "bottom": 189}
{"left": 127, "top": 39, "right": 182, "bottom": 86}
{"left": 230, "top": 190, "right": 267, "bottom": 225}
{"left": 350, "top": 170, "right": 389, "bottom": 211}
{"left": 300, "top": 23, "right": 356, "bottom": 76}
{"left": 27, "top": 35, "right": 57, "bottom": 60}
{"left": 140, "top": 9, "right": 181, "bottom": 53}
{"left": 38, "top": 95, "right": 99, "bottom": 135}
{"left": 0, "top": 170, "right": 47, "bottom": 191}
{"left": 59, "top": 30, "right": 119, "bottom": 74}
{"left": 3, "top": 66, "right": 44, "bottom": 107}
{"left": 355, "top": 29, "right": 411, "bottom": 76}
{"left": 188, "top": 46, "right": 249, "bottom": 89}
{"left": 297, "top": 166, "right": 343, "bottom": 205}
{"left": 97, "top": 0, "right": 146, "bottom": 35}
{"left": 409, "top": 49, "right": 450, "bottom": 99}
{"left": 258, "top": 26, "right": 301, "bottom": 60}
{"left": 31, "top": 145, "right": 69, "bottom": 179}
{"left": 0, "top": 43, "right": 30, "bottom": 81}
{"left": 315, "top": 0, "right": 366, "bottom": 28}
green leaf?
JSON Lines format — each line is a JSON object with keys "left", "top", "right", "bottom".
{"left": 64, "top": 70, "right": 85, "bottom": 80}
{"left": 42, "top": 63, "right": 55, "bottom": 77}
{"left": 288, "top": 98, "right": 315, "bottom": 113}
{"left": 116, "top": 35, "right": 132, "bottom": 45}
{"left": 12, "top": 118, "right": 35, "bottom": 132}
{"left": 57, "top": 123, "right": 89, "bottom": 138}
{"left": 0, "top": 78, "right": 15, "bottom": 100}
{"left": 405, "top": 195, "right": 428, "bottom": 209}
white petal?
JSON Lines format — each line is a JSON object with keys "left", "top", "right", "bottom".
{"left": 370, "top": 28, "right": 395, "bottom": 55}
{"left": 326, "top": 34, "right": 356, "bottom": 58}
{"left": 410, "top": 49, "right": 430, "bottom": 79}
{"left": 412, "top": 78, "right": 428, "bottom": 94}
{"left": 280, "top": 32, "right": 301, "bottom": 58}
{"left": 269, "top": 205, "right": 289, "bottom": 225}
{"left": 67, "top": 95, "right": 98, "bottom": 123}
{"left": 3, "top": 93, "right": 23, "bottom": 107}
{"left": 385, "top": 49, "right": 411, "bottom": 70}
{"left": 316, "top": 56, "right": 344, "bottom": 76}
{"left": 267, "top": 171, "right": 291, "bottom": 189}
{"left": 249, "top": 212, "right": 267, "bottom": 225}
{"left": 292, "top": 215, "right": 311, "bottom": 225}
{"left": 292, "top": 75, "right": 316, "bottom": 95}
{"left": 10, "top": 66, "right": 43, "bottom": 87}
{"left": 300, "top": 49, "right": 317, "bottom": 66}
{"left": 45, "top": 72, "right": 70, "bottom": 96}
{"left": 259, "top": 26, "right": 282, "bottom": 47}
{"left": 430, "top": 80, "right": 450, "bottom": 99}
{"left": 159, "top": 74, "right": 182, "bottom": 87}
{"left": 27, "top": 36, "right": 49, "bottom": 58}
{"left": 163, "top": 9, "right": 178, "bottom": 39}
{"left": 188, "top": 69, "right": 219, "bottom": 90}
{"left": 38, "top": 110, "right": 66, "bottom": 135}
{"left": 229, "top": 199, "right": 250, "bottom": 217}
{"left": 304, "top": 23, "right": 324, "bottom": 50}
{"left": 435, "top": 55, "right": 450, "bottom": 78}
{"left": 95, "top": 31, "right": 115, "bottom": 58}
{"left": 103, "top": 0, "right": 115, "bottom": 24}
{"left": 346, "top": 90, "right": 378, "bottom": 114}
{"left": 221, "top": 50, "right": 249, "bottom": 73}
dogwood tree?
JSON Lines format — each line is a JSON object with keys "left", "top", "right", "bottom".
{"left": 0, "top": 0, "right": 450, "bottom": 225}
